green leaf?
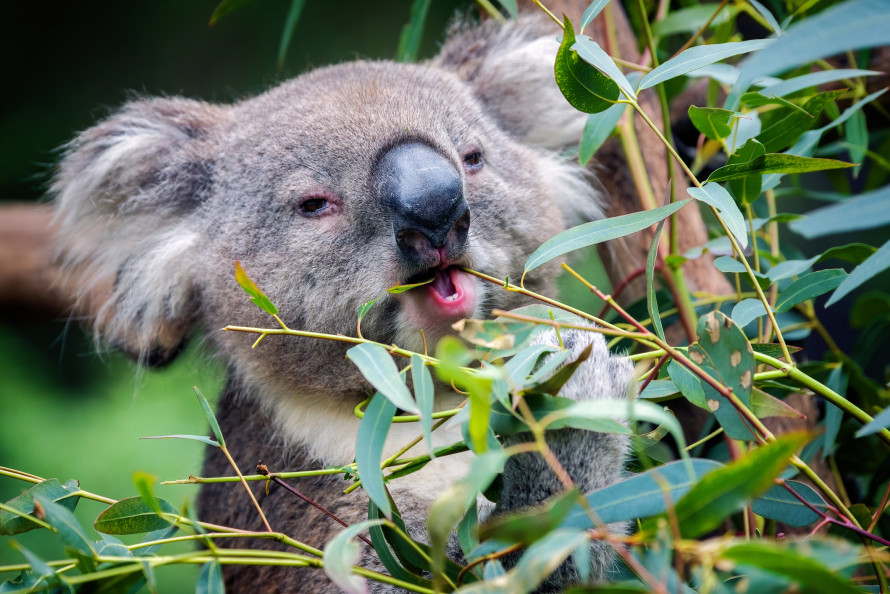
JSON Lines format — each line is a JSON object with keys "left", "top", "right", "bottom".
{"left": 855, "top": 403, "right": 890, "bottom": 438}
{"left": 750, "top": 342, "right": 802, "bottom": 360}
{"left": 524, "top": 199, "right": 691, "bottom": 274}
{"left": 34, "top": 495, "right": 96, "bottom": 557}
{"left": 554, "top": 18, "right": 620, "bottom": 114}
{"left": 756, "top": 90, "right": 845, "bottom": 153}
{"left": 667, "top": 432, "right": 810, "bottom": 538}
{"left": 727, "top": 138, "right": 766, "bottom": 204}
{"left": 208, "top": 0, "right": 256, "bottom": 24}
{"left": 367, "top": 502, "right": 434, "bottom": 587}
{"left": 707, "top": 153, "right": 853, "bottom": 183}
{"left": 751, "top": 389, "right": 805, "bottom": 420}
{"left": 435, "top": 337, "right": 494, "bottom": 453}
{"left": 141, "top": 434, "right": 219, "bottom": 447}
{"left": 688, "top": 183, "right": 748, "bottom": 249}
{"left": 234, "top": 260, "right": 278, "bottom": 316}
{"left": 356, "top": 393, "right": 396, "bottom": 518}
{"left": 752, "top": 480, "right": 827, "bottom": 527}
{"left": 347, "top": 343, "right": 418, "bottom": 413}
{"left": 827, "top": 238, "right": 890, "bottom": 307}
{"left": 646, "top": 199, "right": 668, "bottom": 342}
{"left": 688, "top": 106, "right": 735, "bottom": 141}
{"left": 453, "top": 318, "right": 534, "bottom": 351}
{"left": 563, "top": 459, "right": 723, "bottom": 528}
{"left": 638, "top": 39, "right": 773, "bottom": 91}
{"left": 324, "top": 519, "right": 389, "bottom": 594}
{"left": 640, "top": 379, "right": 679, "bottom": 400}
{"left": 494, "top": 529, "right": 588, "bottom": 593}
{"left": 276, "top": 0, "right": 306, "bottom": 71}
{"left": 94, "top": 497, "right": 177, "bottom": 535}
{"left": 667, "top": 358, "right": 709, "bottom": 410}
{"left": 1, "top": 479, "right": 80, "bottom": 536}
{"left": 132, "top": 471, "right": 162, "bottom": 517}
{"left": 504, "top": 343, "right": 559, "bottom": 388}
{"left": 714, "top": 256, "right": 746, "bottom": 273}
{"left": 790, "top": 185, "right": 890, "bottom": 238}
{"left": 652, "top": 4, "right": 735, "bottom": 37}
{"left": 579, "top": 102, "right": 626, "bottom": 165}
{"left": 774, "top": 269, "right": 847, "bottom": 312}
{"left": 480, "top": 488, "right": 581, "bottom": 546}
{"left": 579, "top": 0, "right": 612, "bottom": 33}
{"left": 8, "top": 541, "right": 54, "bottom": 586}
{"left": 761, "top": 69, "right": 880, "bottom": 99}
{"left": 731, "top": 298, "right": 769, "bottom": 328}
{"left": 428, "top": 452, "right": 506, "bottom": 584}
{"left": 572, "top": 37, "right": 635, "bottom": 99}
{"left": 396, "top": 0, "right": 431, "bottom": 63}
{"left": 496, "top": 0, "right": 517, "bottom": 18}
{"left": 194, "top": 386, "right": 225, "bottom": 448}
{"left": 719, "top": 541, "right": 862, "bottom": 593}
{"left": 845, "top": 109, "right": 868, "bottom": 177}
{"left": 490, "top": 393, "right": 630, "bottom": 437}
{"left": 411, "top": 355, "right": 436, "bottom": 458}
{"left": 196, "top": 560, "right": 224, "bottom": 594}
{"left": 688, "top": 311, "right": 756, "bottom": 440}
{"left": 728, "top": 0, "right": 890, "bottom": 106}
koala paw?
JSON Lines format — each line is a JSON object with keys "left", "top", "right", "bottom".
{"left": 528, "top": 324, "right": 635, "bottom": 403}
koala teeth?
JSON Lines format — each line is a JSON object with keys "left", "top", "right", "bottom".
{"left": 445, "top": 293, "right": 460, "bottom": 302}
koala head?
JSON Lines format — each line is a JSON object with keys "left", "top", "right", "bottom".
{"left": 52, "top": 17, "right": 599, "bottom": 408}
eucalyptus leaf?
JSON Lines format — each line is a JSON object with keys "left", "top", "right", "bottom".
{"left": 753, "top": 481, "right": 827, "bottom": 527}
{"left": 714, "top": 256, "right": 746, "bottom": 273}
{"left": 572, "top": 36, "right": 636, "bottom": 99}
{"left": 196, "top": 560, "right": 224, "bottom": 594}
{"left": 756, "top": 90, "right": 844, "bottom": 153}
{"left": 194, "top": 386, "right": 225, "bottom": 448}
{"left": 356, "top": 393, "right": 396, "bottom": 518}
{"left": 411, "top": 354, "right": 436, "bottom": 458}
{"left": 651, "top": 4, "right": 735, "bottom": 37}
{"left": 640, "top": 379, "right": 679, "bottom": 400}
{"left": 579, "top": 102, "right": 626, "bottom": 165}
{"left": 276, "top": 0, "right": 306, "bottom": 71}
{"left": 826, "top": 238, "right": 890, "bottom": 307}
{"left": 727, "top": 138, "right": 766, "bottom": 204}
{"left": 396, "top": 0, "right": 431, "bottom": 63}
{"left": 555, "top": 19, "right": 619, "bottom": 114}
{"left": 731, "top": 298, "right": 769, "bottom": 328}
{"left": 324, "top": 519, "right": 389, "bottom": 594}
{"left": 638, "top": 39, "right": 773, "bottom": 91}
{"left": 665, "top": 432, "right": 810, "bottom": 538}
{"left": 707, "top": 154, "right": 853, "bottom": 183}
{"left": 855, "top": 403, "right": 890, "bottom": 438}
{"left": 790, "top": 185, "right": 890, "bottom": 238}
{"left": 688, "top": 106, "right": 736, "bottom": 141}
{"left": 94, "top": 497, "right": 177, "bottom": 535}
{"left": 774, "top": 269, "right": 847, "bottom": 312}
{"left": 1, "top": 479, "right": 80, "bottom": 536}
{"left": 348, "top": 343, "right": 418, "bottom": 413}
{"left": 524, "top": 199, "right": 691, "bottom": 274}
{"left": 234, "top": 260, "right": 278, "bottom": 316}
{"left": 580, "top": 0, "right": 612, "bottom": 33}
{"left": 688, "top": 183, "right": 748, "bottom": 249}
{"left": 34, "top": 496, "right": 96, "bottom": 557}
{"left": 760, "top": 69, "right": 880, "bottom": 99}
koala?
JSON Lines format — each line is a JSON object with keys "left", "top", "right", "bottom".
{"left": 51, "top": 13, "right": 636, "bottom": 593}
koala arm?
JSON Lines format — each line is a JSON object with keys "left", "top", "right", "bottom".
{"left": 495, "top": 326, "right": 635, "bottom": 588}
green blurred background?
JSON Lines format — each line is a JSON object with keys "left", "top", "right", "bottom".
{"left": 0, "top": 1, "right": 476, "bottom": 589}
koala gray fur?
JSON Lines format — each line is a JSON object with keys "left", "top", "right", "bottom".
{"left": 52, "top": 13, "right": 636, "bottom": 593}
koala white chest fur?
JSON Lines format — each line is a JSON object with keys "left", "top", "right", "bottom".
{"left": 53, "top": 14, "right": 635, "bottom": 593}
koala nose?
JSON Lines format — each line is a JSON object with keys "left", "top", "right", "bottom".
{"left": 374, "top": 142, "right": 469, "bottom": 266}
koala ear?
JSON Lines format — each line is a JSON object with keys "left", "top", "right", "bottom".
{"left": 53, "top": 97, "right": 228, "bottom": 367}
{"left": 435, "top": 15, "right": 587, "bottom": 151}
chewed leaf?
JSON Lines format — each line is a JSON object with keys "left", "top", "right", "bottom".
{"left": 387, "top": 277, "right": 433, "bottom": 294}
{"left": 234, "top": 260, "right": 278, "bottom": 315}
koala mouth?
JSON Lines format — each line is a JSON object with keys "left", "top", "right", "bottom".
{"left": 402, "top": 265, "right": 477, "bottom": 322}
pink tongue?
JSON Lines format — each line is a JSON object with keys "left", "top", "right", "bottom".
{"left": 431, "top": 269, "right": 457, "bottom": 298}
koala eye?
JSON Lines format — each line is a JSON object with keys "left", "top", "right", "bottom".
{"left": 298, "top": 196, "right": 337, "bottom": 217}
{"left": 462, "top": 150, "right": 483, "bottom": 173}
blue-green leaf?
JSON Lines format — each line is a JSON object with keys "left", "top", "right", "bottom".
{"left": 638, "top": 39, "right": 773, "bottom": 91}
{"left": 356, "top": 393, "right": 396, "bottom": 518}
{"left": 753, "top": 481, "right": 828, "bottom": 527}
{"left": 775, "top": 269, "right": 847, "bottom": 312}
{"left": 196, "top": 560, "right": 224, "bottom": 594}
{"left": 747, "top": 0, "right": 781, "bottom": 35}
{"left": 579, "top": 0, "right": 612, "bottom": 33}
{"left": 572, "top": 36, "right": 636, "bottom": 99}
{"left": 34, "top": 496, "right": 95, "bottom": 557}
{"left": 579, "top": 102, "right": 626, "bottom": 165}
{"left": 524, "top": 199, "right": 691, "bottom": 274}
{"left": 640, "top": 379, "right": 679, "bottom": 400}
{"left": 411, "top": 354, "right": 436, "bottom": 458}
{"left": 790, "top": 185, "right": 890, "bottom": 238}
{"left": 728, "top": 0, "right": 890, "bottom": 107}
{"left": 732, "top": 298, "right": 769, "bottom": 327}
{"left": 714, "top": 256, "right": 746, "bottom": 273}
{"left": 563, "top": 459, "right": 723, "bottom": 528}
{"left": 194, "top": 386, "right": 225, "bottom": 448}
{"left": 760, "top": 69, "right": 880, "bottom": 99}
{"left": 855, "top": 403, "right": 890, "bottom": 438}
{"left": 324, "top": 519, "right": 389, "bottom": 594}
{"left": 688, "top": 183, "right": 747, "bottom": 249}
{"left": 827, "top": 238, "right": 890, "bottom": 307}
{"left": 348, "top": 343, "right": 418, "bottom": 413}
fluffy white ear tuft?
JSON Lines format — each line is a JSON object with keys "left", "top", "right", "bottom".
{"left": 53, "top": 97, "right": 228, "bottom": 366}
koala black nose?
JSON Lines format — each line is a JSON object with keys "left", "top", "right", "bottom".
{"left": 374, "top": 142, "right": 469, "bottom": 266}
